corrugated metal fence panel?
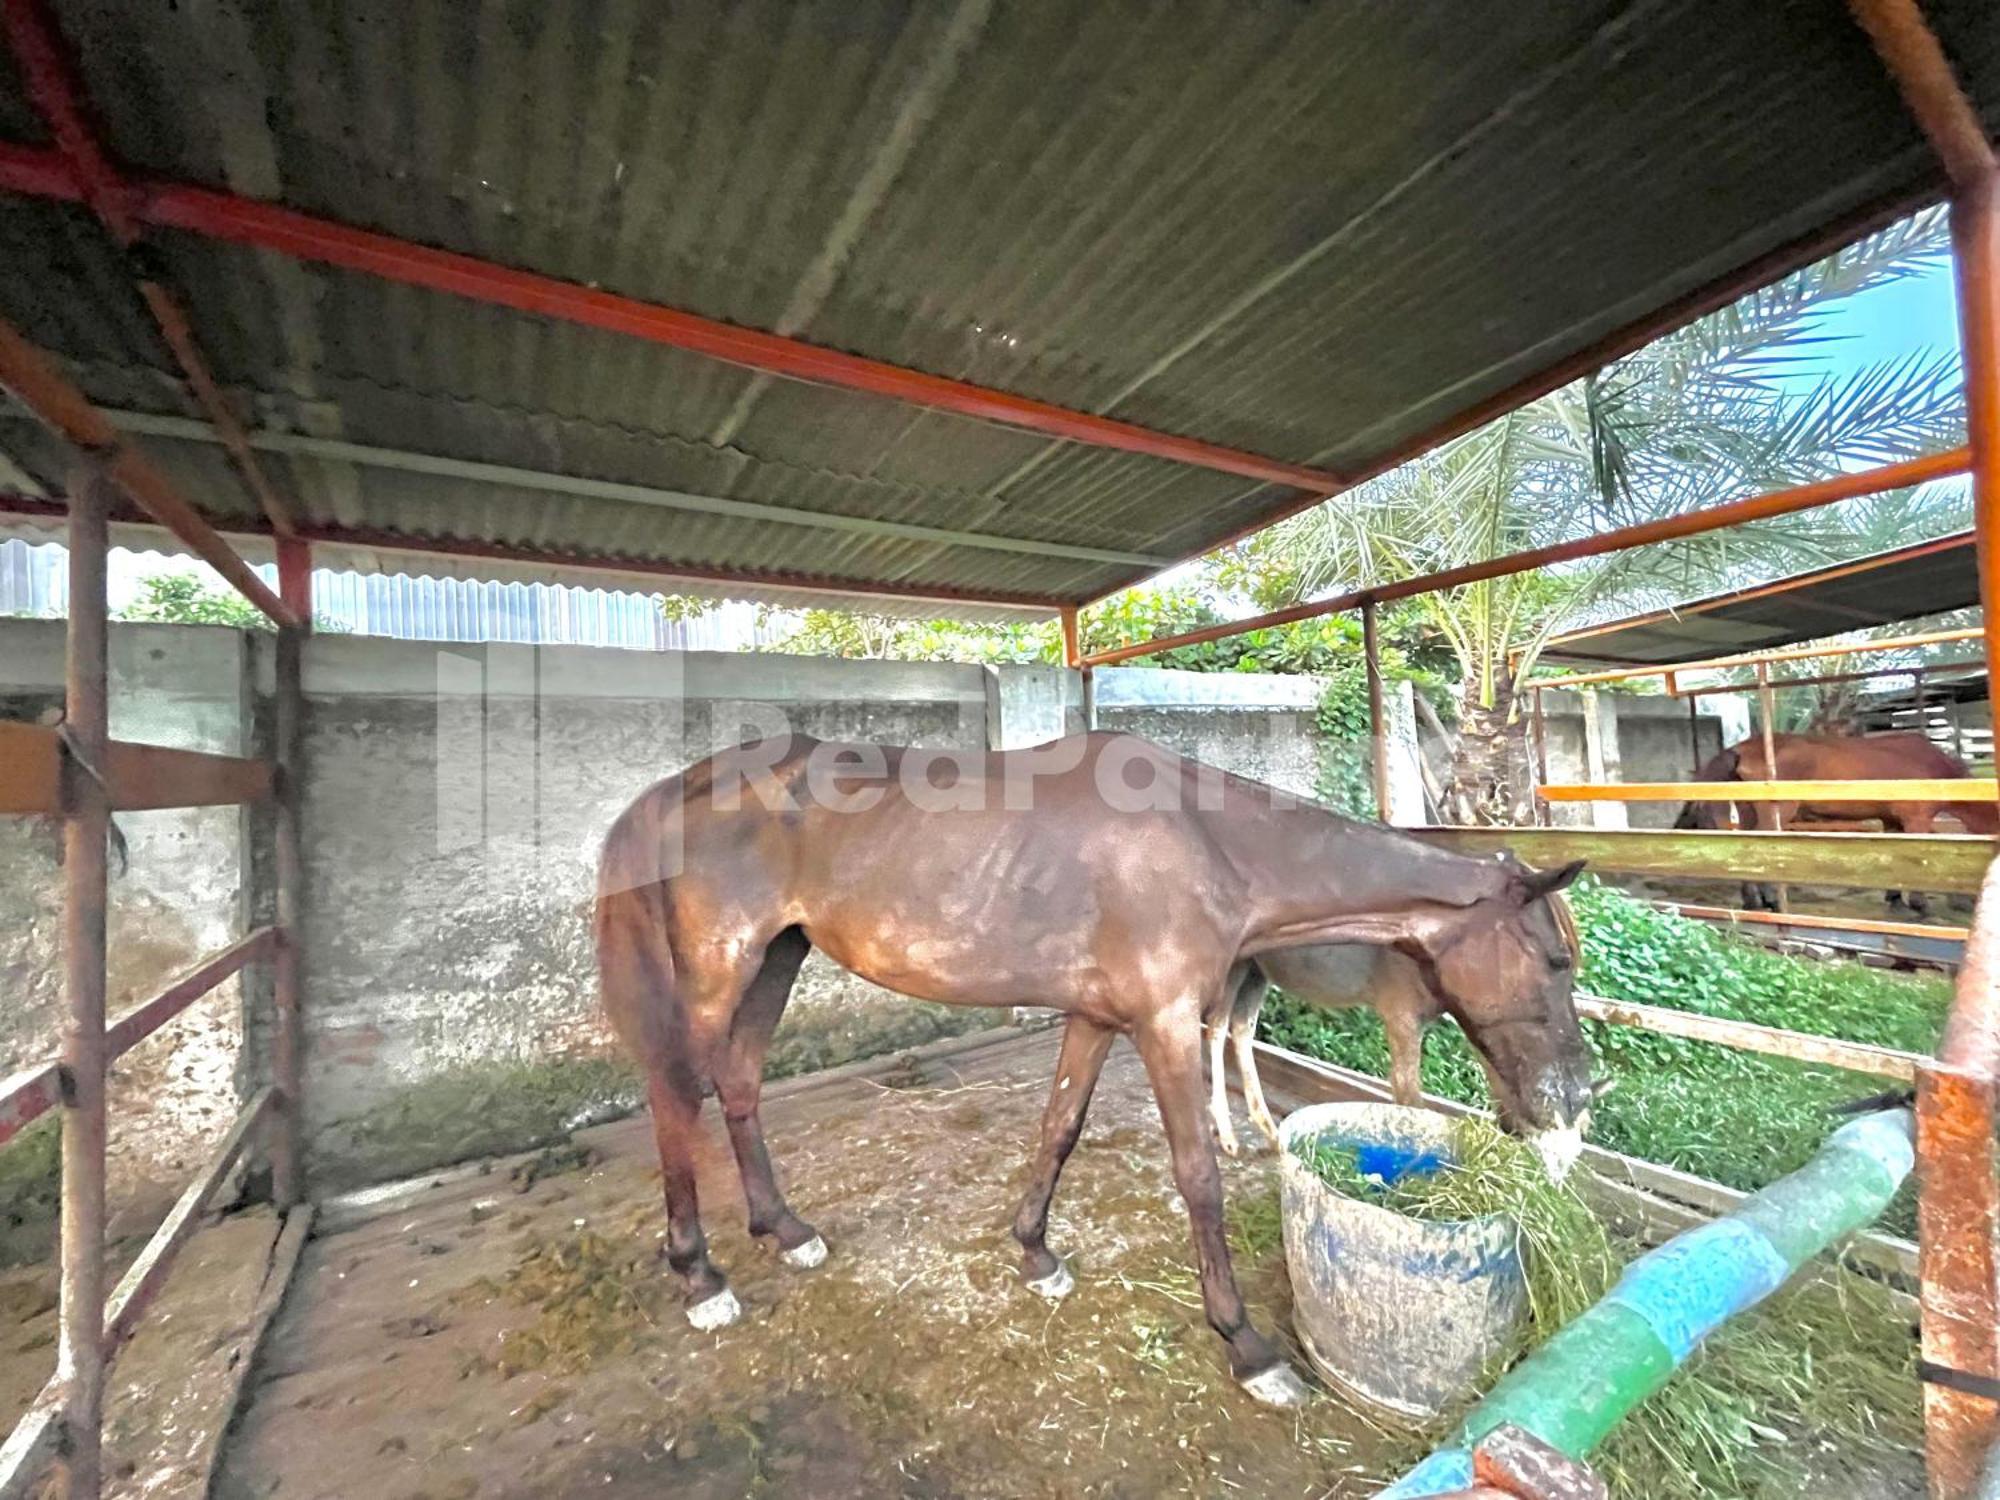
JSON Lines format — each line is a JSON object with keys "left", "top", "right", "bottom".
{"left": 0, "top": 537, "right": 64, "bottom": 617}
{"left": 0, "top": 540, "right": 781, "bottom": 651}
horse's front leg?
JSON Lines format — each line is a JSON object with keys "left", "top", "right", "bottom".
{"left": 1135, "top": 1002, "right": 1307, "bottom": 1407}
{"left": 1012, "top": 1014, "right": 1116, "bottom": 1298}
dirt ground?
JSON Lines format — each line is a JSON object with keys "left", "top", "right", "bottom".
{"left": 212, "top": 1029, "right": 1408, "bottom": 1500}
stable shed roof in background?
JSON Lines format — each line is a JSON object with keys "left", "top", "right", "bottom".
{"left": 1, "top": 1, "right": 1997, "bottom": 615}
{"left": 1542, "top": 529, "right": 1981, "bottom": 665}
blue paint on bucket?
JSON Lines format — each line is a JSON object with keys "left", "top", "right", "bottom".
{"left": 1353, "top": 1141, "right": 1447, "bottom": 1184}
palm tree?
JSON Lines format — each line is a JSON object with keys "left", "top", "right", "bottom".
{"left": 1244, "top": 211, "right": 1970, "bottom": 823}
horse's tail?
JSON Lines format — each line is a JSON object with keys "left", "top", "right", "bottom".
{"left": 595, "top": 791, "right": 683, "bottom": 1067}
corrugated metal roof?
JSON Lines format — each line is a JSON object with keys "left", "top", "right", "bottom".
{"left": 1544, "top": 530, "right": 1982, "bottom": 665}
{"left": 0, "top": 0, "right": 1995, "bottom": 614}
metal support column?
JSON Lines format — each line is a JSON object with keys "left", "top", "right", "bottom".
{"left": 1918, "top": 163, "right": 2000, "bottom": 1500}
{"left": 57, "top": 462, "right": 111, "bottom": 1500}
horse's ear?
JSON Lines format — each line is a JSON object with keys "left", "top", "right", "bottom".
{"left": 1513, "top": 858, "right": 1586, "bottom": 903}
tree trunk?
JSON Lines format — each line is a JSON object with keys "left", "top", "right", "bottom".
{"left": 1445, "top": 676, "right": 1533, "bottom": 825}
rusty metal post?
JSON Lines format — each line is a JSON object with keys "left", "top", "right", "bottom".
{"left": 58, "top": 462, "right": 111, "bottom": 1500}
{"left": 269, "top": 623, "right": 305, "bottom": 1208}
{"left": 1960, "top": 175, "right": 2000, "bottom": 748}
{"left": 1916, "top": 1054, "right": 2000, "bottom": 1500}
{"left": 276, "top": 537, "right": 311, "bottom": 624}
{"left": 1363, "top": 598, "right": 1391, "bottom": 820}
{"left": 1917, "top": 164, "right": 2000, "bottom": 1500}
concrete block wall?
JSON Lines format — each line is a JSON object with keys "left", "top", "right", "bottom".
{"left": 282, "top": 637, "right": 1004, "bottom": 1188}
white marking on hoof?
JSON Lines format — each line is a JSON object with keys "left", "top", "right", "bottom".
{"left": 780, "top": 1234, "right": 828, "bottom": 1270}
{"left": 1217, "top": 1128, "right": 1241, "bottom": 1159}
{"left": 1026, "top": 1260, "right": 1074, "bottom": 1301}
{"left": 1239, "top": 1362, "right": 1311, "bottom": 1408}
{"left": 685, "top": 1287, "right": 741, "bottom": 1332}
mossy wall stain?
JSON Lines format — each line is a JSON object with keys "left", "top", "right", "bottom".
{"left": 315, "top": 999, "right": 1000, "bottom": 1191}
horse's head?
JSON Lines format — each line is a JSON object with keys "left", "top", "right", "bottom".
{"left": 1407, "top": 857, "right": 1592, "bottom": 1167}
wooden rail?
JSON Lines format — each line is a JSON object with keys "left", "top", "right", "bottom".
{"left": 1665, "top": 903, "right": 1968, "bottom": 943}
{"left": 0, "top": 722, "right": 274, "bottom": 815}
{"left": 1412, "top": 826, "right": 1998, "bottom": 895}
{"left": 1539, "top": 779, "right": 1999, "bottom": 804}
{"left": 104, "top": 1089, "right": 275, "bottom": 1351}
{"left": 1573, "top": 993, "right": 1921, "bottom": 1081}
{"left": 0, "top": 928, "right": 276, "bottom": 1147}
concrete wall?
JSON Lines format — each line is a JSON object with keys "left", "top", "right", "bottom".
{"left": 283, "top": 638, "right": 1011, "bottom": 1188}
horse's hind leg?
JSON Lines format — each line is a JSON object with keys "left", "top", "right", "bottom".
{"left": 1134, "top": 1004, "right": 1306, "bottom": 1407}
{"left": 644, "top": 1048, "right": 736, "bottom": 1329}
{"left": 1012, "top": 1014, "right": 1116, "bottom": 1298}
{"left": 641, "top": 948, "right": 761, "bottom": 1330}
{"left": 714, "top": 926, "right": 825, "bottom": 1266}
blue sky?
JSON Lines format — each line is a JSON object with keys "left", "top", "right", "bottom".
{"left": 1777, "top": 256, "right": 1961, "bottom": 388}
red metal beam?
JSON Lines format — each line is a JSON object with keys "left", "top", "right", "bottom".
{"left": 0, "top": 143, "right": 1342, "bottom": 496}
{"left": 0, "top": 0, "right": 133, "bottom": 240}
{"left": 0, "top": 316, "right": 301, "bottom": 626}
{"left": 0, "top": 489, "right": 1067, "bottom": 613}
{"left": 3, "top": 1, "right": 301, "bottom": 540}
{"left": 1080, "top": 448, "right": 1971, "bottom": 666}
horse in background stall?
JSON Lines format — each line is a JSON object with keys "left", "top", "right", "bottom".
{"left": 1204, "top": 895, "right": 1591, "bottom": 1179}
{"left": 1673, "top": 732, "right": 1995, "bottom": 911}
{"left": 596, "top": 731, "right": 1590, "bottom": 1407}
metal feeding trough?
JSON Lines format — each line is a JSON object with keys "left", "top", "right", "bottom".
{"left": 1278, "top": 1102, "right": 1527, "bottom": 1419}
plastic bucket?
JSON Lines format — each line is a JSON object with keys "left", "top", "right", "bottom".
{"left": 1278, "top": 1102, "right": 1527, "bottom": 1419}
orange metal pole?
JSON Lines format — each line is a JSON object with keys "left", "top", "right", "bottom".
{"left": 1847, "top": 0, "right": 1999, "bottom": 191}
{"left": 1078, "top": 451, "right": 1970, "bottom": 667}
{"left": 1914, "top": 166, "right": 2000, "bottom": 1500}
{"left": 1058, "top": 605, "right": 1081, "bottom": 669}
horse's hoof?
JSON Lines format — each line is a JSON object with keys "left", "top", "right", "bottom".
{"left": 1025, "top": 1259, "right": 1074, "bottom": 1301}
{"left": 1239, "top": 1361, "right": 1311, "bottom": 1408}
{"left": 781, "top": 1234, "right": 828, "bottom": 1271}
{"left": 686, "top": 1288, "right": 741, "bottom": 1332}
{"left": 1217, "top": 1132, "right": 1241, "bottom": 1159}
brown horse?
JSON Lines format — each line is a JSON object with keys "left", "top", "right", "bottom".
{"left": 1674, "top": 732, "right": 1995, "bottom": 910}
{"left": 596, "top": 731, "right": 1589, "bottom": 1406}
{"left": 1207, "top": 897, "right": 1590, "bottom": 1174}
